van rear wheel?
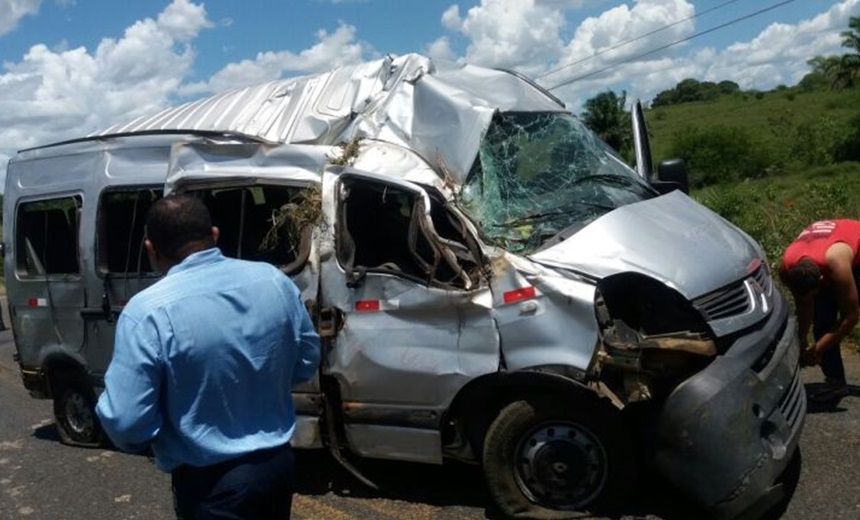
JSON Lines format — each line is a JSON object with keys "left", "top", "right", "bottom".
{"left": 482, "top": 396, "right": 635, "bottom": 519}
{"left": 53, "top": 374, "right": 104, "bottom": 448}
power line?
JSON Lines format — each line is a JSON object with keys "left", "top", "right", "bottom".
{"left": 537, "top": 0, "right": 742, "bottom": 81}
{"left": 545, "top": 0, "right": 796, "bottom": 92}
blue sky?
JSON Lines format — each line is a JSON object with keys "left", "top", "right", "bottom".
{"left": 0, "top": 0, "right": 857, "bottom": 185}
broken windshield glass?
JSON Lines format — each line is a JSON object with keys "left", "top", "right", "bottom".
{"left": 459, "top": 111, "right": 657, "bottom": 254}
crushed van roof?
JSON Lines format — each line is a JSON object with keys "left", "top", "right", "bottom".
{"left": 92, "top": 53, "right": 566, "bottom": 185}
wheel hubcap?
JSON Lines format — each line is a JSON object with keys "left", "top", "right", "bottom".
{"left": 515, "top": 422, "right": 607, "bottom": 509}
{"left": 65, "top": 392, "right": 94, "bottom": 438}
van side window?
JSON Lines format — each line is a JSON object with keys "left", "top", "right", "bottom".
{"left": 98, "top": 188, "right": 163, "bottom": 274}
{"left": 337, "top": 179, "right": 482, "bottom": 289}
{"left": 16, "top": 196, "right": 82, "bottom": 276}
{"left": 193, "top": 185, "right": 315, "bottom": 273}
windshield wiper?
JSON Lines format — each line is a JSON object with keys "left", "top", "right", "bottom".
{"left": 567, "top": 173, "right": 658, "bottom": 195}
{"left": 500, "top": 200, "right": 615, "bottom": 227}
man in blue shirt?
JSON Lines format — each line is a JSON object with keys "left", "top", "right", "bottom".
{"left": 96, "top": 194, "right": 321, "bottom": 519}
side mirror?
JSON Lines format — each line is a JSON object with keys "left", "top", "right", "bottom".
{"left": 651, "top": 158, "right": 689, "bottom": 195}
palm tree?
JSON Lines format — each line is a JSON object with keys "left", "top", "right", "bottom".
{"left": 835, "top": 16, "right": 860, "bottom": 88}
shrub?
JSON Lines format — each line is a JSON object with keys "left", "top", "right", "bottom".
{"left": 835, "top": 114, "right": 860, "bottom": 161}
{"left": 668, "top": 125, "right": 773, "bottom": 188}
{"left": 790, "top": 116, "right": 842, "bottom": 167}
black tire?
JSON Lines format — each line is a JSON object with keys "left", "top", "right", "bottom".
{"left": 52, "top": 374, "right": 105, "bottom": 448}
{"left": 482, "top": 396, "right": 636, "bottom": 519}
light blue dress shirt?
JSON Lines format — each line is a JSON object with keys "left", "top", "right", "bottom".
{"left": 96, "top": 248, "right": 321, "bottom": 472}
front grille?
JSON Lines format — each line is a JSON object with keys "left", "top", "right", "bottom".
{"left": 752, "top": 264, "right": 773, "bottom": 296}
{"left": 779, "top": 368, "right": 805, "bottom": 433}
{"left": 695, "top": 282, "right": 750, "bottom": 320}
{"left": 694, "top": 265, "right": 772, "bottom": 321}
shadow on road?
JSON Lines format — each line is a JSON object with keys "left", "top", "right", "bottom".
{"left": 27, "top": 418, "right": 803, "bottom": 520}
{"left": 290, "top": 449, "right": 732, "bottom": 520}
{"left": 803, "top": 382, "right": 859, "bottom": 414}
{"left": 32, "top": 423, "right": 62, "bottom": 443}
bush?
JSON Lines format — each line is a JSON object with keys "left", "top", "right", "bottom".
{"left": 696, "top": 166, "right": 860, "bottom": 273}
{"left": 835, "top": 114, "right": 860, "bottom": 161}
{"left": 668, "top": 125, "right": 773, "bottom": 188}
{"left": 790, "top": 116, "right": 842, "bottom": 167}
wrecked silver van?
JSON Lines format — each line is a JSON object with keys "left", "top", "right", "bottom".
{"left": 3, "top": 53, "right": 804, "bottom": 519}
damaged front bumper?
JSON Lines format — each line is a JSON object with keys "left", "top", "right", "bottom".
{"left": 652, "top": 292, "right": 805, "bottom": 519}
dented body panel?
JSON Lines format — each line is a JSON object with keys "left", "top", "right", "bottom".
{"left": 5, "top": 53, "right": 804, "bottom": 518}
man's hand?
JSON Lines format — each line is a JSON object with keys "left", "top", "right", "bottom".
{"left": 799, "top": 346, "right": 820, "bottom": 367}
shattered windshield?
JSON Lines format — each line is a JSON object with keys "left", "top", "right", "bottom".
{"left": 460, "top": 111, "right": 657, "bottom": 254}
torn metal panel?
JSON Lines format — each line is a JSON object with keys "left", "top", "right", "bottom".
{"left": 318, "top": 169, "right": 499, "bottom": 410}
{"left": 325, "top": 275, "right": 498, "bottom": 405}
{"left": 165, "top": 140, "right": 332, "bottom": 194}
{"left": 489, "top": 252, "right": 597, "bottom": 375}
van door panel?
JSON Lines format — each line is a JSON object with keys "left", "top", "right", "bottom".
{"left": 11, "top": 196, "right": 86, "bottom": 365}
{"left": 321, "top": 171, "right": 499, "bottom": 419}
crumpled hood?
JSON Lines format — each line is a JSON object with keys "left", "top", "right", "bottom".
{"left": 530, "top": 190, "right": 762, "bottom": 300}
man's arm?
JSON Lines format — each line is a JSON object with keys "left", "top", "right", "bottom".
{"left": 814, "top": 243, "right": 860, "bottom": 356}
{"left": 780, "top": 266, "right": 814, "bottom": 349}
{"left": 95, "top": 313, "right": 164, "bottom": 453}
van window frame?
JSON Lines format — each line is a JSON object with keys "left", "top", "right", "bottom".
{"left": 15, "top": 193, "right": 83, "bottom": 280}
{"left": 177, "top": 179, "right": 318, "bottom": 275}
{"left": 95, "top": 185, "right": 164, "bottom": 277}
{"left": 334, "top": 173, "right": 483, "bottom": 290}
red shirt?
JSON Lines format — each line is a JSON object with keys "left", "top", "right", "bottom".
{"left": 781, "top": 219, "right": 860, "bottom": 280}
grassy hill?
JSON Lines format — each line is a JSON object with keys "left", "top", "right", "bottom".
{"left": 645, "top": 86, "right": 860, "bottom": 184}
{"left": 641, "top": 85, "right": 860, "bottom": 261}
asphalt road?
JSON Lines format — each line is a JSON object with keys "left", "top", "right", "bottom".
{"left": 1, "top": 314, "right": 859, "bottom": 519}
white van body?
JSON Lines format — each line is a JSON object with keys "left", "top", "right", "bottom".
{"left": 4, "top": 54, "right": 804, "bottom": 519}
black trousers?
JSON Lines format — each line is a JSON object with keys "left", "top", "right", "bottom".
{"left": 171, "top": 443, "right": 295, "bottom": 520}
{"left": 812, "top": 266, "right": 860, "bottom": 384}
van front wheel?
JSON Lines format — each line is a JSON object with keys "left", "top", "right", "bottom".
{"left": 53, "top": 375, "right": 104, "bottom": 448}
{"left": 482, "top": 397, "right": 635, "bottom": 519}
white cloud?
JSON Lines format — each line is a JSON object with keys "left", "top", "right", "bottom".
{"left": 441, "top": 4, "right": 461, "bottom": 30}
{"left": 180, "top": 23, "right": 373, "bottom": 96}
{"left": 0, "top": 0, "right": 213, "bottom": 187}
{"left": 702, "top": 0, "right": 860, "bottom": 89}
{"left": 443, "top": 0, "right": 566, "bottom": 74}
{"left": 545, "top": 0, "right": 694, "bottom": 87}
{"left": 426, "top": 36, "right": 456, "bottom": 62}
{"left": 0, "top": 0, "right": 40, "bottom": 36}
{"left": 535, "top": 0, "right": 859, "bottom": 110}
{"left": 437, "top": 0, "right": 698, "bottom": 106}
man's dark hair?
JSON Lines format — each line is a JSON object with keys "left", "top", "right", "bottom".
{"left": 145, "top": 194, "right": 214, "bottom": 261}
{"left": 783, "top": 257, "right": 821, "bottom": 295}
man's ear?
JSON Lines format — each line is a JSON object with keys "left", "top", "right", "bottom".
{"left": 211, "top": 226, "right": 220, "bottom": 244}
{"left": 144, "top": 238, "right": 156, "bottom": 255}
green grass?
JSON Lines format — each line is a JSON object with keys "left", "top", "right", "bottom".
{"left": 692, "top": 162, "right": 860, "bottom": 270}
{"left": 646, "top": 87, "right": 860, "bottom": 173}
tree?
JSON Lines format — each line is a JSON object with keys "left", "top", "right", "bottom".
{"left": 835, "top": 15, "right": 860, "bottom": 88}
{"left": 717, "top": 80, "right": 740, "bottom": 95}
{"left": 805, "top": 17, "right": 860, "bottom": 90}
{"left": 800, "top": 55, "right": 842, "bottom": 91}
{"left": 581, "top": 90, "right": 631, "bottom": 155}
